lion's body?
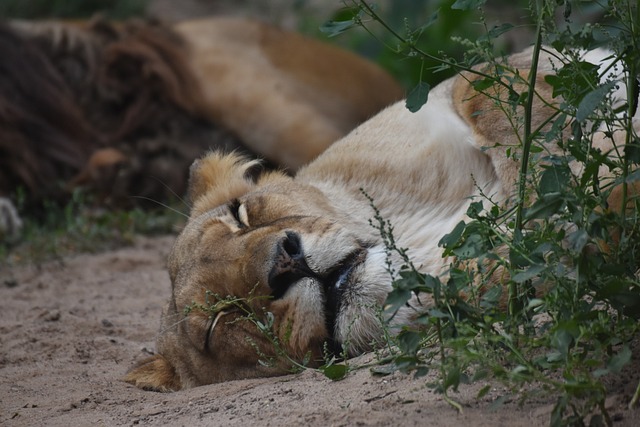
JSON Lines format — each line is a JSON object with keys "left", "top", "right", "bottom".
{"left": 0, "top": 17, "right": 401, "bottom": 240}
{"left": 125, "top": 47, "right": 638, "bottom": 391}
{"left": 176, "top": 18, "right": 403, "bottom": 169}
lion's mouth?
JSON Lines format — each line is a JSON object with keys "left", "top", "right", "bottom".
{"left": 322, "top": 248, "right": 367, "bottom": 347}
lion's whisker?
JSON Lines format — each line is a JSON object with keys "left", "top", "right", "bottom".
{"left": 155, "top": 314, "right": 190, "bottom": 341}
{"left": 130, "top": 195, "right": 189, "bottom": 219}
{"left": 147, "top": 175, "right": 192, "bottom": 209}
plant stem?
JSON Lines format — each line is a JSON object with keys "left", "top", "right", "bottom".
{"left": 630, "top": 378, "right": 640, "bottom": 409}
{"left": 508, "top": 11, "right": 544, "bottom": 319}
{"left": 442, "top": 393, "right": 464, "bottom": 413}
{"left": 514, "top": 20, "right": 543, "bottom": 232}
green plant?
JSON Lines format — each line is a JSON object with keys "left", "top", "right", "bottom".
{"left": 184, "top": 289, "right": 324, "bottom": 375}
{"left": 325, "top": 0, "right": 640, "bottom": 425}
{"left": 317, "top": 0, "right": 543, "bottom": 90}
{"left": 317, "top": 0, "right": 491, "bottom": 89}
{"left": 0, "top": 189, "right": 186, "bottom": 268}
{"left": 184, "top": 286, "right": 363, "bottom": 380}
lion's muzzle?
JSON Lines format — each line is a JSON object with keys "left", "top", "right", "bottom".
{"left": 268, "top": 231, "right": 315, "bottom": 299}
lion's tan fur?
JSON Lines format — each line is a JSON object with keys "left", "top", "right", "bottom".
{"left": 125, "top": 47, "right": 638, "bottom": 391}
{"left": 177, "top": 18, "right": 404, "bottom": 170}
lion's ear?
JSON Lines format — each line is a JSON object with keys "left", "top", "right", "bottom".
{"left": 187, "top": 152, "right": 262, "bottom": 217}
{"left": 124, "top": 354, "right": 182, "bottom": 392}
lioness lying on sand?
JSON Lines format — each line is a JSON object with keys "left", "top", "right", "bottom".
{"left": 126, "top": 47, "right": 638, "bottom": 391}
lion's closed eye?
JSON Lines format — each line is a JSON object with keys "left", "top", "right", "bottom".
{"left": 229, "top": 199, "right": 250, "bottom": 228}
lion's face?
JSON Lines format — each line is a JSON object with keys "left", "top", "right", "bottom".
{"left": 125, "top": 152, "right": 392, "bottom": 390}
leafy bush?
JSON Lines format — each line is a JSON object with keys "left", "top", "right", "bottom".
{"left": 325, "top": 0, "right": 640, "bottom": 425}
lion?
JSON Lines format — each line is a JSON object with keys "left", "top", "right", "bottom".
{"left": 0, "top": 16, "right": 402, "bottom": 241}
{"left": 125, "top": 47, "right": 638, "bottom": 391}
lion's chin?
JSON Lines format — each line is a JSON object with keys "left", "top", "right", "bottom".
{"left": 322, "top": 248, "right": 368, "bottom": 336}
{"left": 330, "top": 247, "right": 393, "bottom": 355}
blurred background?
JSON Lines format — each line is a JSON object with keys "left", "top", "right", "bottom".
{"left": 0, "top": 0, "right": 611, "bottom": 88}
{"left": 0, "top": 0, "right": 541, "bottom": 89}
{"left": 0, "top": 0, "right": 614, "bottom": 88}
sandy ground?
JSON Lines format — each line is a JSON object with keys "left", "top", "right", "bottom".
{"left": 1, "top": 2, "right": 638, "bottom": 426}
{"left": 1, "top": 236, "right": 639, "bottom": 427}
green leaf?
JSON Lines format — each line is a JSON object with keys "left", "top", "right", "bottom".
{"left": 443, "top": 365, "right": 461, "bottom": 390}
{"left": 320, "top": 363, "right": 348, "bottom": 380}
{"left": 526, "top": 298, "right": 544, "bottom": 310}
{"left": 539, "top": 164, "right": 571, "bottom": 195}
{"left": 319, "top": 19, "right": 356, "bottom": 37}
{"left": 478, "top": 23, "right": 514, "bottom": 42}
{"left": 480, "top": 286, "right": 502, "bottom": 308}
{"left": 607, "top": 346, "right": 631, "bottom": 373}
{"left": 397, "top": 269, "right": 426, "bottom": 288}
{"left": 552, "top": 325, "right": 576, "bottom": 357}
{"left": 567, "top": 229, "right": 589, "bottom": 253}
{"left": 579, "top": 161, "right": 600, "bottom": 188}
{"left": 544, "top": 61, "right": 599, "bottom": 107}
{"left": 545, "top": 114, "right": 568, "bottom": 142}
{"left": 477, "top": 384, "right": 491, "bottom": 399}
{"left": 488, "top": 23, "right": 514, "bottom": 38}
{"left": 471, "top": 78, "right": 495, "bottom": 92}
{"left": 546, "top": 351, "right": 563, "bottom": 363}
{"left": 370, "top": 363, "right": 397, "bottom": 376}
{"left": 412, "top": 11, "right": 440, "bottom": 35}
{"left": 384, "top": 287, "right": 412, "bottom": 314}
{"left": 392, "top": 355, "right": 420, "bottom": 373}
{"left": 625, "top": 142, "right": 640, "bottom": 164}
{"left": 428, "top": 308, "right": 451, "bottom": 319}
{"left": 525, "top": 193, "right": 565, "bottom": 220}
{"left": 439, "top": 221, "right": 466, "bottom": 248}
{"left": 451, "top": 0, "right": 486, "bottom": 10}
{"left": 489, "top": 394, "right": 509, "bottom": 411}
{"left": 451, "top": 233, "right": 485, "bottom": 259}
{"left": 414, "top": 366, "right": 430, "bottom": 378}
{"left": 397, "top": 331, "right": 422, "bottom": 355}
{"left": 512, "top": 264, "right": 546, "bottom": 283}
{"left": 551, "top": 395, "right": 569, "bottom": 427}
{"left": 466, "top": 201, "right": 484, "bottom": 218}
{"left": 406, "top": 82, "right": 430, "bottom": 113}
{"left": 576, "top": 82, "right": 615, "bottom": 122}
{"left": 424, "top": 274, "right": 441, "bottom": 292}
{"left": 511, "top": 365, "right": 530, "bottom": 375}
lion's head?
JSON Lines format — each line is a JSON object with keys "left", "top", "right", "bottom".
{"left": 125, "top": 152, "right": 397, "bottom": 391}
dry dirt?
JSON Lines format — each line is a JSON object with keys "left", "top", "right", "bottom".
{"left": 1, "top": 236, "right": 639, "bottom": 427}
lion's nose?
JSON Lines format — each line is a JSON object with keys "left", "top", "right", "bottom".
{"left": 268, "top": 231, "right": 314, "bottom": 299}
